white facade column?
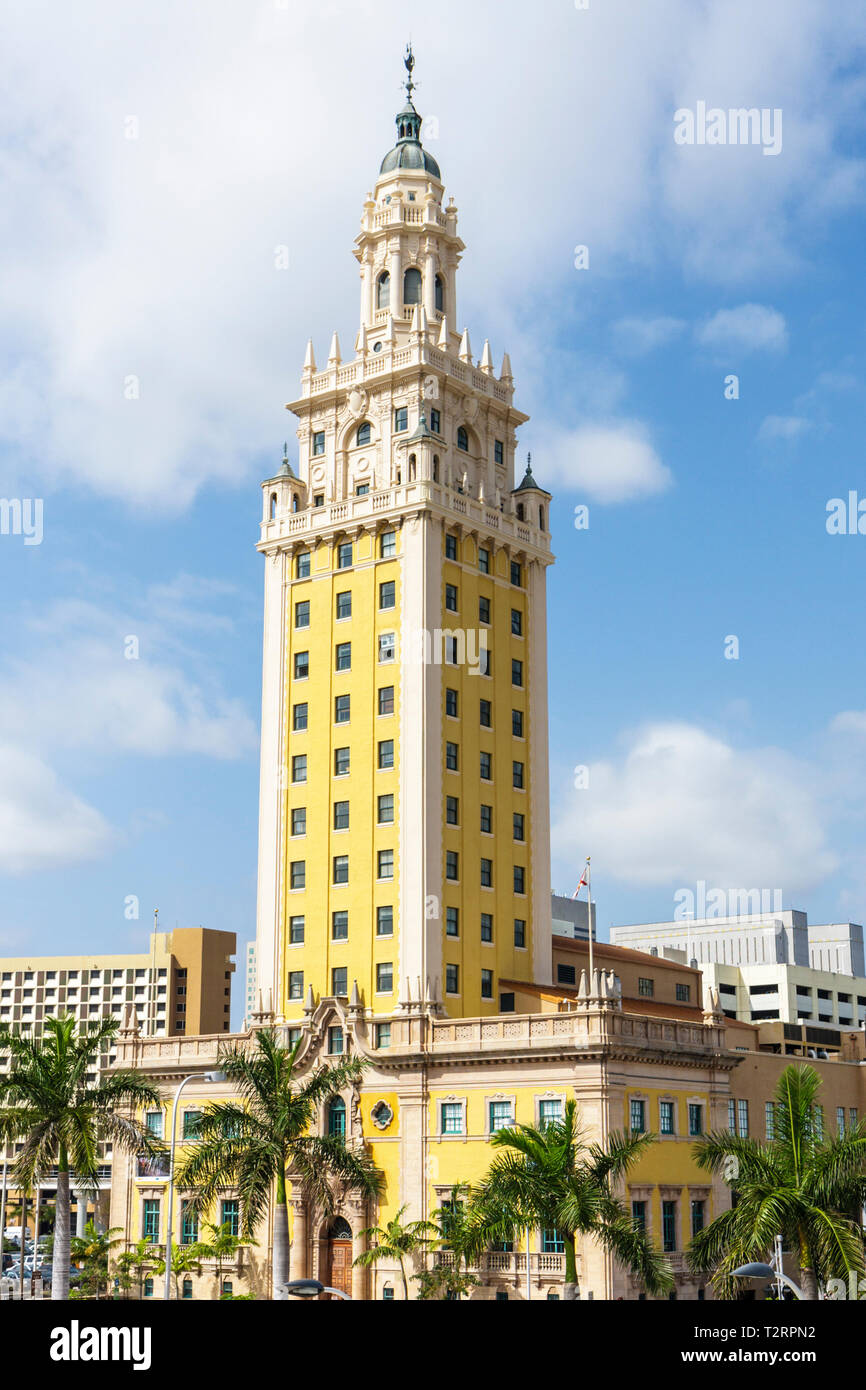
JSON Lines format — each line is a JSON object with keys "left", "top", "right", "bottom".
{"left": 389, "top": 244, "right": 403, "bottom": 320}
{"left": 76, "top": 1192, "right": 88, "bottom": 1237}
{"left": 289, "top": 1200, "right": 307, "bottom": 1281}
{"left": 255, "top": 545, "right": 289, "bottom": 1015}
{"left": 423, "top": 250, "right": 437, "bottom": 320}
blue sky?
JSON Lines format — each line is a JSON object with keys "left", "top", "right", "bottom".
{"left": 1, "top": 0, "right": 865, "bottom": 1023}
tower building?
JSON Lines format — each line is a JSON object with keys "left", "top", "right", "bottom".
{"left": 256, "top": 52, "right": 554, "bottom": 1024}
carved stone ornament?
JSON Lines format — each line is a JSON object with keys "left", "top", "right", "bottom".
{"left": 370, "top": 1100, "right": 394, "bottom": 1130}
{"left": 347, "top": 387, "right": 368, "bottom": 419}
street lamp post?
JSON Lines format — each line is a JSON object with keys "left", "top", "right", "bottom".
{"left": 281, "top": 1278, "right": 351, "bottom": 1301}
{"left": 163, "top": 1071, "right": 226, "bottom": 1302}
{"left": 732, "top": 1261, "right": 805, "bottom": 1300}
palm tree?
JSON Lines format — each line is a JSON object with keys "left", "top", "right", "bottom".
{"left": 200, "top": 1219, "right": 255, "bottom": 1299}
{"left": 113, "top": 1238, "right": 159, "bottom": 1301}
{"left": 175, "top": 1029, "right": 381, "bottom": 1299}
{"left": 415, "top": 1186, "right": 480, "bottom": 1301}
{"left": 354, "top": 1204, "right": 434, "bottom": 1300}
{"left": 154, "top": 1242, "right": 208, "bottom": 1301}
{"left": 688, "top": 1064, "right": 866, "bottom": 1299}
{"left": 0, "top": 1015, "right": 162, "bottom": 1300}
{"left": 468, "top": 1099, "right": 674, "bottom": 1300}
{"left": 70, "top": 1221, "right": 123, "bottom": 1300}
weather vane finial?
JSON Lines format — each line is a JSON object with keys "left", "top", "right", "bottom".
{"left": 404, "top": 42, "right": 416, "bottom": 101}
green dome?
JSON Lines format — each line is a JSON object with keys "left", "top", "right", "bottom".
{"left": 379, "top": 99, "right": 441, "bottom": 179}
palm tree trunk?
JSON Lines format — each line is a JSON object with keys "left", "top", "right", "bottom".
{"left": 272, "top": 1169, "right": 289, "bottom": 1299}
{"left": 400, "top": 1255, "right": 409, "bottom": 1301}
{"left": 563, "top": 1233, "right": 580, "bottom": 1301}
{"left": 799, "top": 1266, "right": 818, "bottom": 1300}
{"left": 53, "top": 1162, "right": 71, "bottom": 1302}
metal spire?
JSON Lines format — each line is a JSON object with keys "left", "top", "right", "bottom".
{"left": 404, "top": 42, "right": 416, "bottom": 101}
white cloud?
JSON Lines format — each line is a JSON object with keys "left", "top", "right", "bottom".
{"left": 830, "top": 711, "right": 866, "bottom": 737}
{"left": 758, "top": 414, "right": 811, "bottom": 440}
{"left": 535, "top": 422, "right": 673, "bottom": 504}
{"left": 611, "top": 316, "right": 686, "bottom": 355}
{"left": 0, "top": 745, "right": 114, "bottom": 874}
{"left": 0, "top": 0, "right": 861, "bottom": 505}
{"left": 696, "top": 304, "right": 788, "bottom": 354}
{"left": 552, "top": 721, "right": 838, "bottom": 895}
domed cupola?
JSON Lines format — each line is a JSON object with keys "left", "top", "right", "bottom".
{"left": 379, "top": 46, "right": 442, "bottom": 179}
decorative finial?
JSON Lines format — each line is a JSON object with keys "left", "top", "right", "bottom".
{"left": 526, "top": 453, "right": 532, "bottom": 473}
{"left": 404, "top": 42, "right": 416, "bottom": 100}
{"left": 283, "top": 441, "right": 288, "bottom": 464}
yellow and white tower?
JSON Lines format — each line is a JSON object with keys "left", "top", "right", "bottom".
{"left": 256, "top": 51, "right": 554, "bottom": 1026}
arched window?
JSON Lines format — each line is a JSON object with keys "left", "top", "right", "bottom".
{"left": 435, "top": 275, "right": 444, "bottom": 313}
{"left": 270, "top": 494, "right": 277, "bottom": 520}
{"left": 516, "top": 503, "right": 525, "bottom": 521}
{"left": 330, "top": 1217, "right": 352, "bottom": 1240}
{"left": 377, "top": 272, "right": 390, "bottom": 310}
{"left": 292, "top": 494, "right": 300, "bottom": 513}
{"left": 457, "top": 426, "right": 469, "bottom": 453}
{"left": 403, "top": 267, "right": 422, "bottom": 306}
{"left": 328, "top": 1096, "right": 346, "bottom": 1137}
{"left": 356, "top": 422, "right": 372, "bottom": 447}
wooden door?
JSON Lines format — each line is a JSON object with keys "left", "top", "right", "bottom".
{"left": 328, "top": 1239, "right": 353, "bottom": 1298}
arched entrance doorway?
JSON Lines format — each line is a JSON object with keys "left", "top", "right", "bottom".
{"left": 326, "top": 1217, "right": 353, "bottom": 1298}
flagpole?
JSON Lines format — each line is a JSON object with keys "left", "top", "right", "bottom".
{"left": 586, "top": 858, "right": 594, "bottom": 984}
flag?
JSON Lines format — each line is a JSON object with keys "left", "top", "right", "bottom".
{"left": 572, "top": 871, "right": 588, "bottom": 900}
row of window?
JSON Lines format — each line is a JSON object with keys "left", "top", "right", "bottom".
{"left": 444, "top": 854, "right": 527, "bottom": 894}
{"left": 314, "top": 412, "right": 504, "bottom": 461}
{"left": 288, "top": 849, "right": 395, "bottom": 890}
{"left": 632, "top": 1198, "right": 705, "bottom": 1252}
{"left": 289, "top": 964, "right": 394, "bottom": 999}
{"left": 140, "top": 1197, "right": 238, "bottom": 1244}
{"left": 1, "top": 967, "right": 168, "bottom": 983}
{"left": 295, "top": 581, "right": 397, "bottom": 634}
{"left": 439, "top": 1097, "right": 563, "bottom": 1137}
{"left": 293, "top": 640, "right": 399, "bottom": 681}
{"left": 444, "top": 910, "right": 527, "bottom": 946}
{"left": 630, "top": 1099, "right": 705, "bottom": 1138}
{"left": 294, "top": 531, "right": 397, "bottom": 579}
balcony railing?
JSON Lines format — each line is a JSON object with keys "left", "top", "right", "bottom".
{"left": 435, "top": 1251, "right": 567, "bottom": 1279}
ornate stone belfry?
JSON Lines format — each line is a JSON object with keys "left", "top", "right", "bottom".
{"left": 255, "top": 48, "right": 554, "bottom": 1024}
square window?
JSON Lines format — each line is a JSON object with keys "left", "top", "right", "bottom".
{"left": 378, "top": 793, "right": 395, "bottom": 825}
{"left": 378, "top": 740, "right": 395, "bottom": 770}
{"left": 289, "top": 916, "right": 305, "bottom": 946}
{"left": 380, "top": 531, "right": 397, "bottom": 558}
{"left": 430, "top": 409, "right": 441, "bottom": 434}
{"left": 378, "top": 686, "right": 395, "bottom": 716}
{"left": 336, "top": 591, "right": 352, "bottom": 620}
{"left": 378, "top": 849, "right": 394, "bottom": 880}
{"left": 480, "top": 804, "right": 492, "bottom": 834}
{"left": 557, "top": 964, "right": 576, "bottom": 986}
{"left": 512, "top": 709, "right": 524, "bottom": 738}
{"left": 446, "top": 795, "right": 459, "bottom": 825}
{"left": 332, "top": 910, "right": 349, "bottom": 941}
{"left": 290, "top": 861, "right": 306, "bottom": 891}
{"left": 445, "top": 534, "right": 458, "bottom": 561}
{"left": 332, "top": 968, "right": 348, "bottom": 997}
{"left": 676, "top": 983, "right": 691, "bottom": 1002}
{"left": 514, "top": 918, "right": 526, "bottom": 949}
{"left": 480, "top": 699, "right": 492, "bottom": 728}
{"left": 513, "top": 813, "right": 525, "bottom": 842}
{"left": 376, "top": 962, "right": 394, "bottom": 994}
{"left": 512, "top": 659, "right": 524, "bottom": 688}
{"left": 481, "top": 970, "right": 494, "bottom": 1000}
{"left": 539, "top": 1099, "right": 563, "bottom": 1126}
{"left": 394, "top": 407, "right": 408, "bottom": 433}
{"left": 333, "top": 855, "right": 349, "bottom": 885}
{"left": 445, "top": 688, "right": 458, "bottom": 718}
{"left": 335, "top": 694, "right": 351, "bottom": 725}
{"left": 334, "top": 747, "right": 350, "bottom": 777}
{"left": 510, "top": 561, "right": 522, "bottom": 587}
{"left": 513, "top": 866, "right": 525, "bottom": 894}
{"left": 445, "top": 583, "right": 458, "bottom": 612}
{"left": 288, "top": 971, "right": 304, "bottom": 1001}
{"left": 446, "top": 851, "right": 459, "bottom": 882}
{"left": 377, "top": 906, "right": 394, "bottom": 938}
{"left": 638, "top": 977, "right": 654, "bottom": 998}
{"left": 379, "top": 633, "right": 396, "bottom": 663}
{"left": 380, "top": 580, "right": 396, "bottom": 610}
{"left": 478, "top": 548, "right": 490, "bottom": 574}
{"left": 333, "top": 801, "right": 350, "bottom": 831}
{"left": 446, "top": 906, "right": 460, "bottom": 938}
{"left": 481, "top": 913, "right": 493, "bottom": 943}
{"left": 337, "top": 542, "right": 353, "bottom": 569}
{"left": 494, "top": 440, "right": 504, "bottom": 466}
{"left": 295, "top": 600, "right": 310, "bottom": 630}
{"left": 489, "top": 1101, "right": 512, "bottom": 1133}
{"left": 480, "top": 751, "right": 492, "bottom": 780}
{"left": 328, "top": 1026, "right": 344, "bottom": 1056}
{"left": 376, "top": 1023, "right": 391, "bottom": 1049}
{"left": 312, "top": 431, "right": 325, "bottom": 456}
{"left": 293, "top": 703, "right": 308, "bottom": 732}
{"left": 630, "top": 1099, "right": 646, "bottom": 1133}
{"left": 296, "top": 551, "right": 311, "bottom": 579}
{"left": 314, "top": 493, "right": 325, "bottom": 509}
{"left": 294, "top": 652, "right": 309, "bottom": 680}
{"left": 513, "top": 761, "right": 524, "bottom": 789}
{"left": 445, "top": 742, "right": 459, "bottom": 772}
{"left": 479, "top": 596, "right": 491, "bottom": 625}
{"left": 481, "top": 858, "right": 493, "bottom": 888}
{"left": 291, "top": 807, "right": 306, "bottom": 837}
{"left": 445, "top": 963, "right": 460, "bottom": 995}
{"left": 292, "top": 754, "right": 307, "bottom": 784}
{"left": 335, "top": 642, "right": 352, "bottom": 672}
